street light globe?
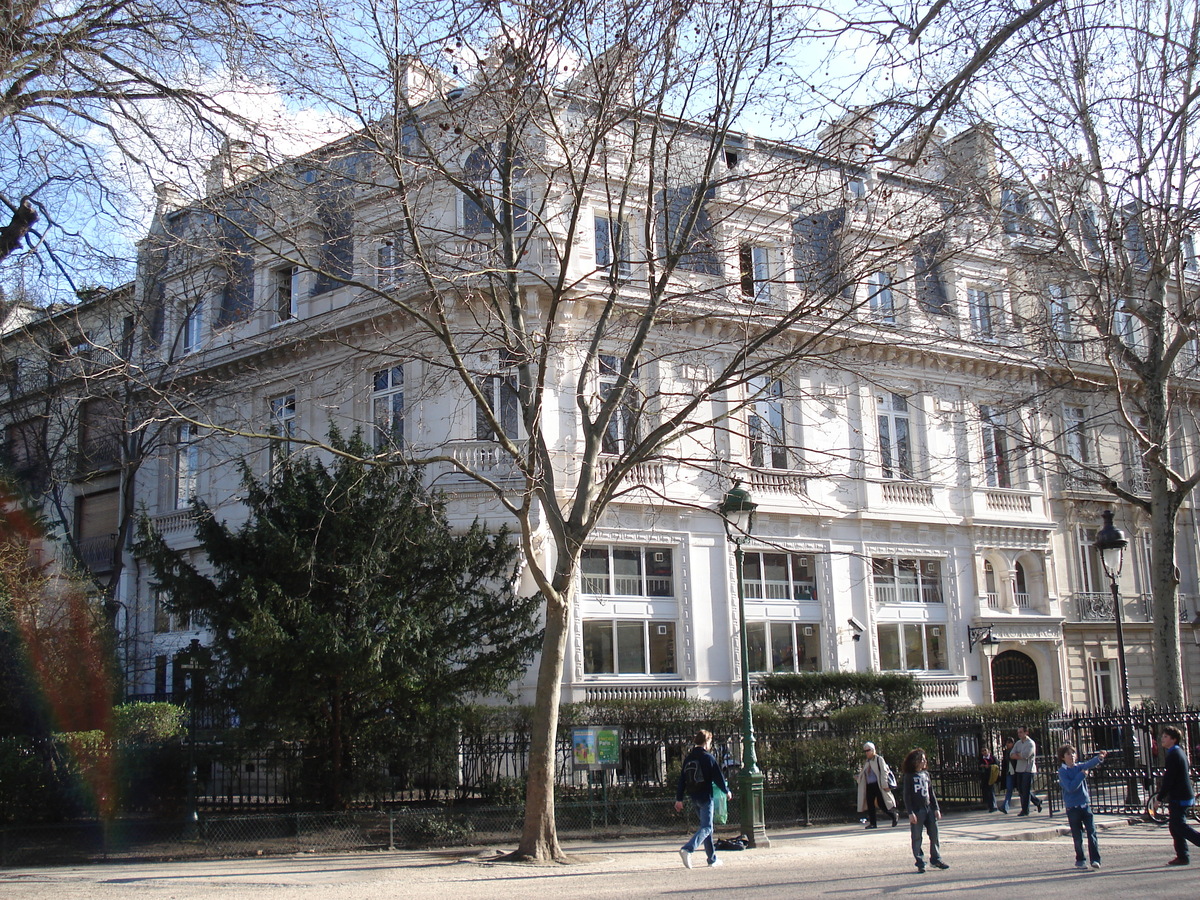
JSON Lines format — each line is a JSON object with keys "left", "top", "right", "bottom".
{"left": 719, "top": 480, "right": 757, "bottom": 540}
{"left": 1094, "top": 509, "right": 1128, "bottom": 579}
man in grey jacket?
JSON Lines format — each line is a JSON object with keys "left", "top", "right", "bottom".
{"left": 1011, "top": 725, "right": 1043, "bottom": 816}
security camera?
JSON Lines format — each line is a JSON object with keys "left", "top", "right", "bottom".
{"left": 847, "top": 616, "right": 865, "bottom": 634}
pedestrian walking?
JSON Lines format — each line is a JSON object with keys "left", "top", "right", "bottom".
{"left": 673, "top": 729, "right": 731, "bottom": 869}
{"left": 902, "top": 747, "right": 948, "bottom": 873}
{"left": 979, "top": 746, "right": 999, "bottom": 812}
{"left": 1010, "top": 725, "right": 1043, "bottom": 815}
{"left": 855, "top": 741, "right": 899, "bottom": 828}
{"left": 1057, "top": 744, "right": 1106, "bottom": 870}
{"left": 1157, "top": 725, "right": 1200, "bottom": 866}
{"left": 998, "top": 735, "right": 1017, "bottom": 813}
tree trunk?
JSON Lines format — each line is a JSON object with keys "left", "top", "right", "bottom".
{"left": 1150, "top": 487, "right": 1185, "bottom": 706}
{"left": 512, "top": 597, "right": 571, "bottom": 861}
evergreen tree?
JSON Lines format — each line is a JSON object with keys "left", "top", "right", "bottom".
{"left": 137, "top": 432, "right": 541, "bottom": 806}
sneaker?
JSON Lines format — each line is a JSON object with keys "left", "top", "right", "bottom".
{"left": 998, "top": 805, "right": 1008, "bottom": 814}
{"left": 708, "top": 859, "right": 723, "bottom": 867}
{"left": 1035, "top": 800, "right": 1043, "bottom": 813}
{"left": 1075, "top": 861, "right": 1088, "bottom": 870}
{"left": 930, "top": 861, "right": 949, "bottom": 870}
{"left": 914, "top": 865, "right": 925, "bottom": 873}
{"left": 1017, "top": 811, "right": 1030, "bottom": 817}
{"left": 1167, "top": 857, "right": 1190, "bottom": 866}
{"left": 679, "top": 849, "right": 692, "bottom": 869}
{"left": 1091, "top": 861, "right": 1101, "bottom": 869}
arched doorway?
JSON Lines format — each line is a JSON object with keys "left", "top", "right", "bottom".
{"left": 991, "top": 650, "right": 1040, "bottom": 702}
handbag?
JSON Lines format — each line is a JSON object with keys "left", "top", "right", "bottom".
{"left": 988, "top": 763, "right": 1001, "bottom": 785}
{"left": 885, "top": 765, "right": 897, "bottom": 790}
{"left": 712, "top": 783, "right": 729, "bottom": 825}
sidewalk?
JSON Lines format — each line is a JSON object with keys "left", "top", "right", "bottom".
{"left": 0, "top": 808, "right": 1144, "bottom": 900}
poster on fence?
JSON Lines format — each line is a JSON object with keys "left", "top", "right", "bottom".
{"left": 571, "top": 726, "right": 621, "bottom": 771}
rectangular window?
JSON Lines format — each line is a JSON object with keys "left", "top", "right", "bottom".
{"left": 153, "top": 589, "right": 190, "bottom": 634}
{"left": 269, "top": 393, "right": 296, "bottom": 467}
{"left": 741, "top": 551, "right": 817, "bottom": 601}
{"left": 868, "top": 271, "right": 896, "bottom": 323}
{"left": 599, "top": 354, "right": 638, "bottom": 454}
{"left": 377, "top": 237, "right": 404, "bottom": 288}
{"left": 275, "top": 266, "right": 299, "bottom": 322}
{"left": 174, "top": 423, "right": 199, "bottom": 509}
{"left": 1048, "top": 284, "right": 1074, "bottom": 350}
{"left": 875, "top": 622, "right": 947, "bottom": 671}
{"left": 877, "top": 392, "right": 913, "bottom": 479}
{"left": 183, "top": 299, "right": 204, "bottom": 353}
{"left": 980, "top": 405, "right": 1013, "bottom": 488}
{"left": 1064, "top": 406, "right": 1089, "bottom": 464}
{"left": 748, "top": 376, "right": 788, "bottom": 469}
{"left": 372, "top": 366, "right": 404, "bottom": 450}
{"left": 582, "top": 619, "right": 677, "bottom": 675}
{"left": 1091, "top": 659, "right": 1116, "bottom": 709}
{"left": 967, "top": 287, "right": 994, "bottom": 338}
{"left": 475, "top": 371, "right": 520, "bottom": 441}
{"left": 746, "top": 621, "right": 822, "bottom": 673}
{"left": 595, "top": 214, "right": 631, "bottom": 278}
{"left": 872, "top": 557, "right": 943, "bottom": 604}
{"left": 1114, "top": 298, "right": 1143, "bottom": 351}
{"left": 739, "top": 245, "right": 772, "bottom": 302}
{"left": 580, "top": 545, "right": 674, "bottom": 597}
{"left": 660, "top": 185, "right": 720, "bottom": 276}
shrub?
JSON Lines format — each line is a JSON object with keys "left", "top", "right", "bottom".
{"left": 113, "top": 702, "right": 187, "bottom": 743}
{"left": 760, "top": 672, "right": 922, "bottom": 718}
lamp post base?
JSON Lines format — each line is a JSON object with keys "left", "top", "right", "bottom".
{"left": 738, "top": 770, "right": 770, "bottom": 848}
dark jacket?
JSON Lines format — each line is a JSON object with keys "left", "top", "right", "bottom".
{"left": 1157, "top": 743, "right": 1196, "bottom": 805}
{"left": 979, "top": 751, "right": 998, "bottom": 787}
{"left": 676, "top": 746, "right": 729, "bottom": 801}
{"left": 903, "top": 770, "right": 939, "bottom": 815}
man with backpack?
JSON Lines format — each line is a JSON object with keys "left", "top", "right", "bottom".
{"left": 674, "top": 729, "right": 732, "bottom": 868}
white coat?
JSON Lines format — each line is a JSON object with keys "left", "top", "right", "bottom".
{"left": 855, "top": 753, "right": 897, "bottom": 812}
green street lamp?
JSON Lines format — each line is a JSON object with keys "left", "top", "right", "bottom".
{"left": 718, "top": 480, "right": 769, "bottom": 849}
{"left": 1093, "top": 509, "right": 1140, "bottom": 809}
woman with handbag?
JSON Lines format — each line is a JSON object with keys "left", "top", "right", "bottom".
{"left": 856, "top": 741, "right": 899, "bottom": 828}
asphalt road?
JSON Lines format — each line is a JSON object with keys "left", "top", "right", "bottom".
{"left": 0, "top": 812, "right": 1193, "bottom": 899}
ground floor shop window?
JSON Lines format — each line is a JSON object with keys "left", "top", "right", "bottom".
{"left": 582, "top": 619, "right": 677, "bottom": 674}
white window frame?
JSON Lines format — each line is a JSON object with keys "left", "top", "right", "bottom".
{"left": 980, "top": 404, "right": 1018, "bottom": 488}
{"left": 741, "top": 550, "right": 817, "bottom": 601}
{"left": 877, "top": 392, "right": 914, "bottom": 480}
{"left": 748, "top": 376, "right": 788, "bottom": 470}
{"left": 1048, "top": 284, "right": 1074, "bottom": 353}
{"left": 274, "top": 265, "right": 300, "bottom": 323}
{"left": 868, "top": 270, "right": 896, "bottom": 323}
{"left": 174, "top": 423, "right": 199, "bottom": 510}
{"left": 876, "top": 622, "right": 948, "bottom": 672}
{"left": 1091, "top": 658, "right": 1117, "bottom": 709}
{"left": 872, "top": 556, "right": 944, "bottom": 604}
{"left": 746, "top": 620, "right": 822, "bottom": 673}
{"left": 183, "top": 298, "right": 205, "bottom": 354}
{"left": 1063, "top": 405, "right": 1090, "bottom": 464}
{"left": 595, "top": 213, "right": 632, "bottom": 278}
{"left": 376, "top": 236, "right": 405, "bottom": 289}
{"left": 475, "top": 370, "right": 521, "bottom": 441}
{"left": 580, "top": 545, "right": 675, "bottom": 598}
{"left": 598, "top": 354, "right": 638, "bottom": 455}
{"left": 967, "top": 286, "right": 995, "bottom": 338}
{"left": 739, "top": 244, "right": 773, "bottom": 303}
{"left": 269, "top": 392, "right": 296, "bottom": 468}
{"left": 372, "top": 366, "right": 404, "bottom": 450}
{"left": 581, "top": 618, "right": 677, "bottom": 676}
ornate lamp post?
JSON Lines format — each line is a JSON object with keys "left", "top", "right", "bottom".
{"left": 718, "top": 480, "right": 769, "bottom": 849}
{"left": 968, "top": 625, "right": 1001, "bottom": 702}
{"left": 1093, "top": 510, "right": 1140, "bottom": 809}
{"left": 1093, "top": 510, "right": 1131, "bottom": 710}
{"left": 179, "top": 638, "right": 206, "bottom": 839}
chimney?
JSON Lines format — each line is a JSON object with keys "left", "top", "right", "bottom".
{"left": 205, "top": 138, "right": 267, "bottom": 195}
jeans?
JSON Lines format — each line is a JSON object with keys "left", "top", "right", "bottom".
{"left": 1066, "top": 807, "right": 1100, "bottom": 863}
{"left": 1017, "top": 772, "right": 1040, "bottom": 813}
{"left": 1001, "top": 773, "right": 1015, "bottom": 810}
{"left": 910, "top": 808, "right": 942, "bottom": 867}
{"left": 1168, "top": 802, "right": 1200, "bottom": 861}
{"left": 682, "top": 792, "right": 716, "bottom": 863}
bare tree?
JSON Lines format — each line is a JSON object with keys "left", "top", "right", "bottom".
{"left": 957, "top": 0, "right": 1200, "bottom": 705}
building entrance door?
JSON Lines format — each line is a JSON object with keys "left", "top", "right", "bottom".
{"left": 991, "top": 650, "right": 1039, "bottom": 701}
